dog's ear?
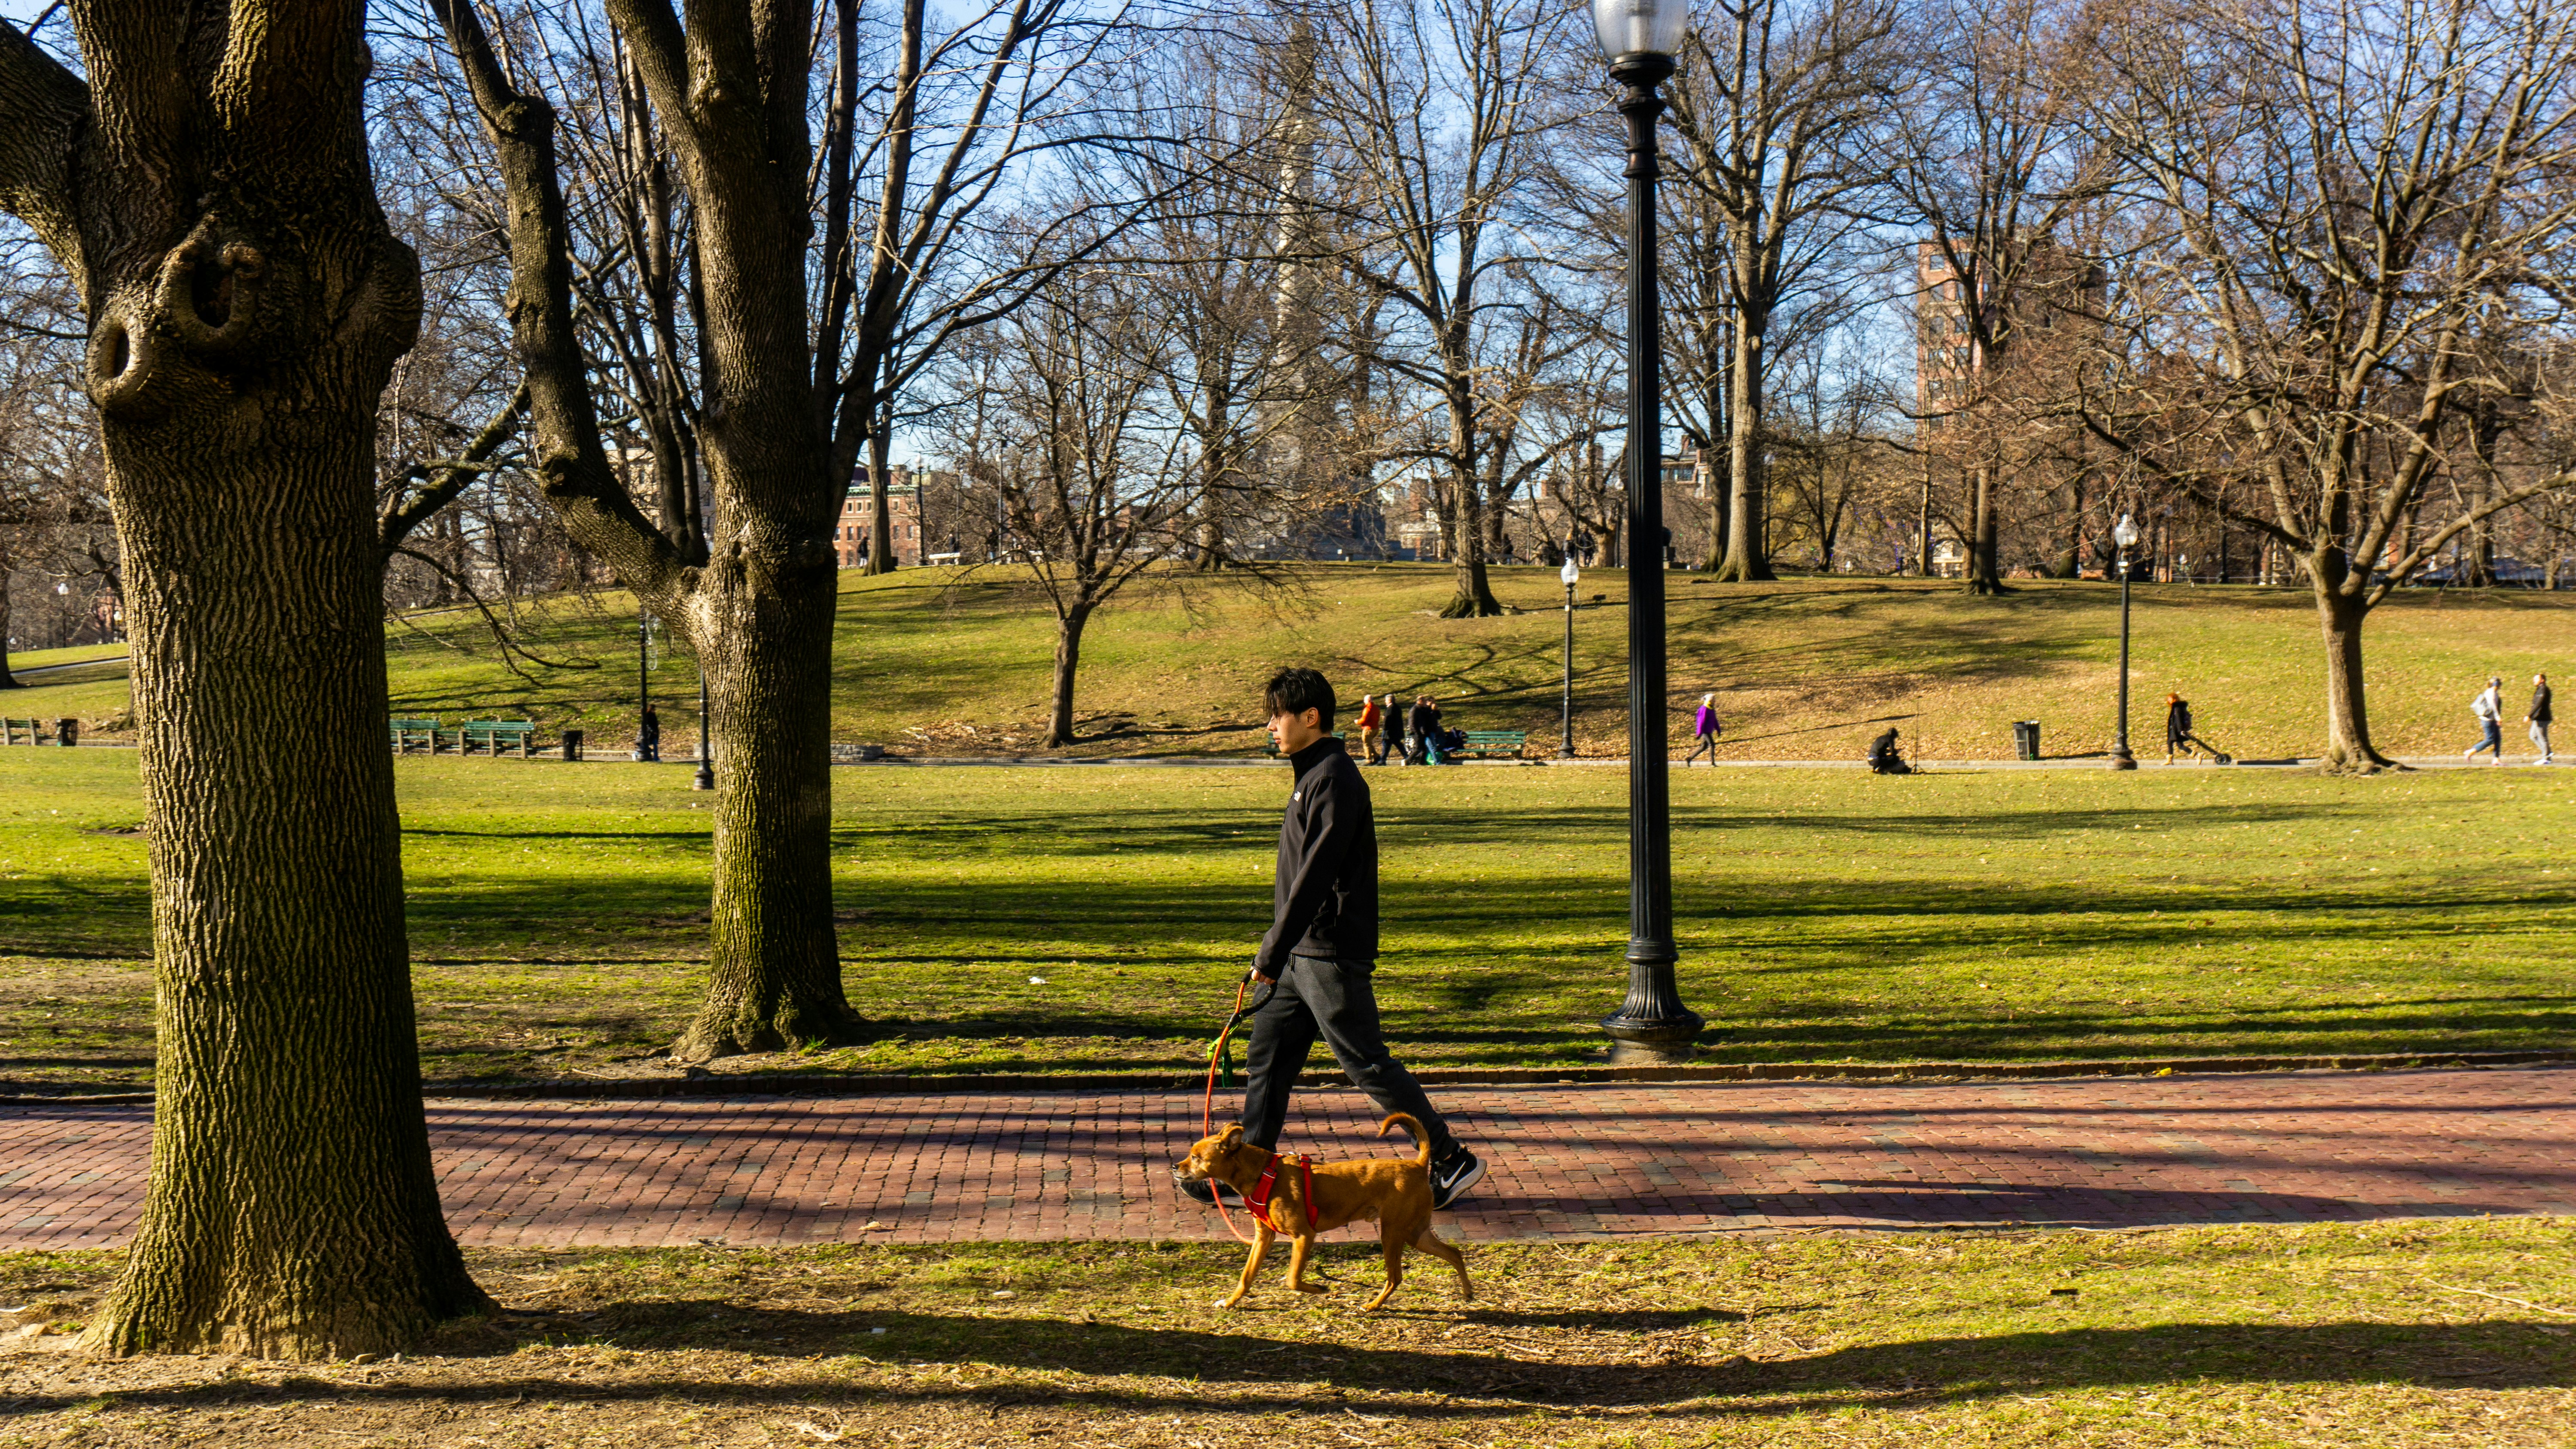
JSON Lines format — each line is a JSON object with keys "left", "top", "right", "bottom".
{"left": 1220, "top": 1124, "right": 1245, "bottom": 1146}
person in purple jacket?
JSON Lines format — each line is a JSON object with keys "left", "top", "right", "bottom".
{"left": 1684, "top": 693, "right": 1720, "bottom": 765}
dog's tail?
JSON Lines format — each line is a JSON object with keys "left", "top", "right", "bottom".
{"left": 1378, "top": 1113, "right": 1431, "bottom": 1166}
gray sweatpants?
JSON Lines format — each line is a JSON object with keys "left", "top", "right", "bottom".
{"left": 1239, "top": 954, "right": 1457, "bottom": 1160}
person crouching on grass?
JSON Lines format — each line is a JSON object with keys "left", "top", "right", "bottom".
{"left": 1179, "top": 667, "right": 1487, "bottom": 1212}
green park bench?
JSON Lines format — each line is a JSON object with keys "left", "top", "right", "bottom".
{"left": 458, "top": 718, "right": 537, "bottom": 758}
{"left": 4, "top": 717, "right": 48, "bottom": 746}
{"left": 1455, "top": 730, "right": 1529, "bottom": 760}
{"left": 390, "top": 717, "right": 443, "bottom": 753}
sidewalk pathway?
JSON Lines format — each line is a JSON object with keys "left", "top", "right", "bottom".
{"left": 5, "top": 1067, "right": 2570, "bottom": 1250}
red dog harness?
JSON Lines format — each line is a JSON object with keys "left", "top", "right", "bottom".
{"left": 1245, "top": 1150, "right": 1314, "bottom": 1233}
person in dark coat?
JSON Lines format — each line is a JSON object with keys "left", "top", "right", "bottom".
{"left": 636, "top": 706, "right": 661, "bottom": 763}
{"left": 1176, "top": 668, "right": 1485, "bottom": 1212}
{"left": 2529, "top": 673, "right": 2554, "bottom": 764}
{"left": 1407, "top": 695, "right": 1440, "bottom": 765}
{"left": 1866, "top": 726, "right": 1910, "bottom": 775}
{"left": 2165, "top": 694, "right": 2196, "bottom": 762}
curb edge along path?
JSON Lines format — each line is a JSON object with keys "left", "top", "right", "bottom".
{"left": 4, "top": 1065, "right": 2573, "bottom": 1250}
{"left": 6, "top": 1049, "right": 2570, "bottom": 1108}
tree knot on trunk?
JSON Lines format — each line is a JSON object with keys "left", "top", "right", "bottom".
{"left": 84, "top": 218, "right": 273, "bottom": 421}
{"left": 153, "top": 218, "right": 268, "bottom": 359}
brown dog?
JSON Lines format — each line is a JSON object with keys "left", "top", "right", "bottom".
{"left": 1173, "top": 1113, "right": 1472, "bottom": 1312}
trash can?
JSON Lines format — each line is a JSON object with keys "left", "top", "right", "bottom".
{"left": 2012, "top": 720, "right": 2041, "bottom": 761}
{"left": 56, "top": 717, "right": 78, "bottom": 749}
{"left": 561, "top": 728, "right": 583, "bottom": 762}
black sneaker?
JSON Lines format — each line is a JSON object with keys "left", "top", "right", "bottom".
{"left": 1174, "top": 1170, "right": 1244, "bottom": 1207}
{"left": 1429, "top": 1149, "right": 1485, "bottom": 1210}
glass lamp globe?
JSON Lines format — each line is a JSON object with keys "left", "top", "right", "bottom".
{"left": 2112, "top": 513, "right": 2140, "bottom": 548}
{"left": 1561, "top": 557, "right": 1582, "bottom": 587}
{"left": 1593, "top": 0, "right": 1691, "bottom": 61}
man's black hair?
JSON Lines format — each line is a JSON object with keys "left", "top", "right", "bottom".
{"left": 1263, "top": 667, "right": 1336, "bottom": 733}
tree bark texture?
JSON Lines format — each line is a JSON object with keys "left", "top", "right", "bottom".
{"left": 1045, "top": 602, "right": 1092, "bottom": 746}
{"left": 675, "top": 576, "right": 851, "bottom": 1055}
{"left": 436, "top": 0, "right": 860, "bottom": 1061}
{"left": 0, "top": 10, "right": 488, "bottom": 1357}
{"left": 1965, "top": 463, "right": 2006, "bottom": 593}
{"left": 0, "top": 569, "right": 18, "bottom": 687}
{"left": 2311, "top": 567, "right": 2388, "bottom": 771}
{"left": 1710, "top": 297, "right": 1772, "bottom": 582}
{"left": 1438, "top": 440, "right": 1503, "bottom": 618}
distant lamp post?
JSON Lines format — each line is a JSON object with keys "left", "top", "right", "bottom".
{"left": 693, "top": 668, "right": 714, "bottom": 791}
{"left": 1559, "top": 556, "right": 1581, "bottom": 758}
{"left": 1593, "top": 0, "right": 1703, "bottom": 1065}
{"left": 2111, "top": 512, "right": 2141, "bottom": 770}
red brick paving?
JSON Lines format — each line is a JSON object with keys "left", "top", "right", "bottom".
{"left": 4, "top": 1067, "right": 2572, "bottom": 1250}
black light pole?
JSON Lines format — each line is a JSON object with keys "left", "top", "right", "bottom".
{"left": 1595, "top": 0, "right": 1703, "bottom": 1065}
{"left": 694, "top": 669, "right": 715, "bottom": 790}
{"left": 636, "top": 611, "right": 653, "bottom": 763}
{"left": 1559, "top": 556, "right": 1581, "bottom": 758}
{"left": 2111, "top": 511, "right": 2139, "bottom": 770}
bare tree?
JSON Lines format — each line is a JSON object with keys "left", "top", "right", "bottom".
{"left": 1664, "top": 0, "right": 1899, "bottom": 582}
{"left": 945, "top": 249, "right": 1241, "bottom": 744}
{"left": 1308, "top": 0, "right": 1578, "bottom": 616}
{"left": 2080, "top": 0, "right": 2576, "bottom": 768}
{"left": 431, "top": 0, "right": 1145, "bottom": 1058}
{"left": 1878, "top": 0, "right": 2106, "bottom": 594}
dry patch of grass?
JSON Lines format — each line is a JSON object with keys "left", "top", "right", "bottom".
{"left": 3, "top": 1219, "right": 2572, "bottom": 1446}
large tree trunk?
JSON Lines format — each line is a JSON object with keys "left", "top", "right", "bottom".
{"left": 94, "top": 404, "right": 488, "bottom": 1358}
{"left": 1044, "top": 602, "right": 1092, "bottom": 746}
{"left": 1439, "top": 463, "right": 1504, "bottom": 617}
{"left": 0, "top": 9, "right": 492, "bottom": 1356}
{"left": 673, "top": 568, "right": 857, "bottom": 1056}
{"left": 2315, "top": 582, "right": 2390, "bottom": 772}
{"left": 437, "top": 0, "right": 862, "bottom": 1064}
{"left": 1710, "top": 316, "right": 1774, "bottom": 582}
{"left": 2048, "top": 470, "right": 2084, "bottom": 578}
{"left": 864, "top": 422, "right": 896, "bottom": 574}
{"left": 1965, "top": 463, "right": 2008, "bottom": 594}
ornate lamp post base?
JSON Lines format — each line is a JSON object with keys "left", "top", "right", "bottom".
{"left": 1600, "top": 949, "right": 1702, "bottom": 1064}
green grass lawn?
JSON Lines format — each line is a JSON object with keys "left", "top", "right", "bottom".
{"left": 3, "top": 752, "right": 2569, "bottom": 1086}
{"left": 6, "top": 569, "right": 2573, "bottom": 760}
{"left": 3, "top": 1219, "right": 2570, "bottom": 1446}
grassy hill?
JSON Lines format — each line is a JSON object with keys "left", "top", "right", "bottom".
{"left": 5, "top": 565, "right": 2570, "bottom": 760}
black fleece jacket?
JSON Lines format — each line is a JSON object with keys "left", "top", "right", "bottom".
{"left": 1254, "top": 736, "right": 1379, "bottom": 975}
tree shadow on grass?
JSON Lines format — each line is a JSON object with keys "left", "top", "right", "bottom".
{"left": 10, "top": 1310, "right": 2568, "bottom": 1416}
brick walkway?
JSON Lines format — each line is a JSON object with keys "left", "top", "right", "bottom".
{"left": 4, "top": 1067, "right": 2572, "bottom": 1250}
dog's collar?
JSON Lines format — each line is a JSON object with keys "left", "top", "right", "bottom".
{"left": 1245, "top": 1150, "right": 1313, "bottom": 1233}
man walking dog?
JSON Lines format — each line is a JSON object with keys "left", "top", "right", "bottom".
{"left": 1180, "top": 668, "right": 1486, "bottom": 1212}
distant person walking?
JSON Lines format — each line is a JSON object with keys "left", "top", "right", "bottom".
{"left": 2466, "top": 676, "right": 2506, "bottom": 764}
{"left": 2165, "top": 694, "right": 2198, "bottom": 762}
{"left": 2530, "top": 673, "right": 2554, "bottom": 764}
{"left": 1357, "top": 693, "right": 1388, "bottom": 766}
{"left": 1684, "top": 694, "right": 1720, "bottom": 765}
{"left": 635, "top": 706, "right": 662, "bottom": 764}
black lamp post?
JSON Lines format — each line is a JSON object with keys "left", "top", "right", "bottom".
{"left": 1559, "top": 555, "right": 1581, "bottom": 758}
{"left": 1595, "top": 0, "right": 1703, "bottom": 1065}
{"left": 636, "top": 611, "right": 656, "bottom": 764}
{"left": 2111, "top": 511, "right": 2140, "bottom": 770}
{"left": 694, "top": 669, "right": 715, "bottom": 790}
